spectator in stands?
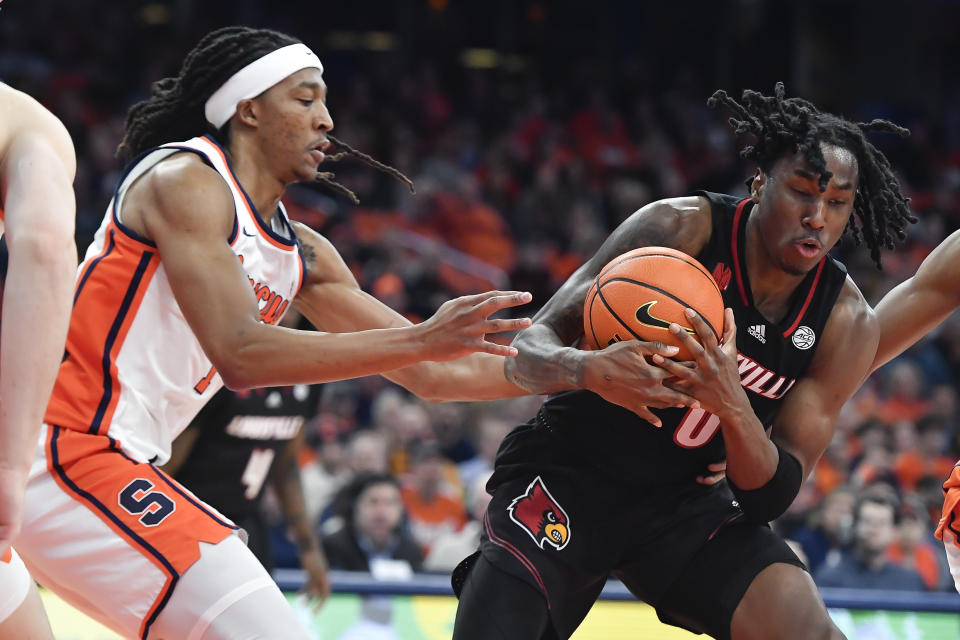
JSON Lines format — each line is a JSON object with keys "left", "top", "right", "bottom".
{"left": 321, "top": 472, "right": 423, "bottom": 577}
{"left": 893, "top": 415, "right": 956, "bottom": 492}
{"left": 424, "top": 471, "right": 493, "bottom": 572}
{"left": 790, "top": 485, "right": 855, "bottom": 574}
{"left": 401, "top": 441, "right": 467, "bottom": 555}
{"left": 458, "top": 414, "right": 512, "bottom": 489}
{"left": 887, "top": 497, "right": 947, "bottom": 591}
{"left": 815, "top": 492, "right": 926, "bottom": 590}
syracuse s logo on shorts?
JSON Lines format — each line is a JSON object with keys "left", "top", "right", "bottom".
{"left": 507, "top": 476, "right": 570, "bottom": 551}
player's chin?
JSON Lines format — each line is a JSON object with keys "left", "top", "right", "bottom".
{"left": 292, "top": 164, "right": 319, "bottom": 182}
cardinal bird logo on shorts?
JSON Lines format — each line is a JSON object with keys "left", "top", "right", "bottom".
{"left": 507, "top": 476, "right": 570, "bottom": 551}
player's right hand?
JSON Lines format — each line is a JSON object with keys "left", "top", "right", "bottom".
{"left": 581, "top": 340, "right": 699, "bottom": 425}
{"left": 416, "top": 291, "right": 533, "bottom": 361}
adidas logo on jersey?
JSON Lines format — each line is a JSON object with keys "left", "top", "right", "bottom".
{"left": 747, "top": 324, "right": 766, "bottom": 343}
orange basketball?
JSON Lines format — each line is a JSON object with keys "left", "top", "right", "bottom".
{"left": 583, "top": 247, "right": 724, "bottom": 360}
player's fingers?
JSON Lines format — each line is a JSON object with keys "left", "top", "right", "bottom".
{"left": 707, "top": 460, "right": 727, "bottom": 473}
{"left": 646, "top": 388, "right": 699, "bottom": 409}
{"left": 474, "top": 291, "right": 533, "bottom": 313}
{"left": 684, "top": 308, "right": 718, "bottom": 347}
{"left": 632, "top": 405, "right": 662, "bottom": 427}
{"left": 720, "top": 308, "right": 737, "bottom": 350}
{"left": 630, "top": 340, "right": 680, "bottom": 358}
{"left": 668, "top": 322, "right": 705, "bottom": 359}
{"left": 482, "top": 317, "right": 532, "bottom": 334}
{"left": 478, "top": 339, "right": 520, "bottom": 357}
{"left": 696, "top": 472, "right": 726, "bottom": 486}
{"left": 650, "top": 353, "right": 696, "bottom": 379}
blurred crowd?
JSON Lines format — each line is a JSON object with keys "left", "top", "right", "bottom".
{"left": 4, "top": 0, "right": 960, "bottom": 593}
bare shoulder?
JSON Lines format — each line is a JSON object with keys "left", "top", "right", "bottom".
{"left": 588, "top": 195, "right": 712, "bottom": 270}
{"left": 625, "top": 195, "right": 711, "bottom": 252}
{"left": 810, "top": 275, "right": 878, "bottom": 373}
{"left": 129, "top": 152, "right": 235, "bottom": 241}
{"left": 290, "top": 220, "right": 355, "bottom": 286}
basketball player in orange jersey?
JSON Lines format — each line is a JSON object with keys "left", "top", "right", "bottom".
{"left": 14, "top": 26, "right": 537, "bottom": 640}
{"left": 0, "top": 82, "right": 77, "bottom": 639}
{"left": 451, "top": 84, "right": 916, "bottom": 640}
{"left": 870, "top": 229, "right": 960, "bottom": 593}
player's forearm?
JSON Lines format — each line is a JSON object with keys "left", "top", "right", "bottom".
{"left": 0, "top": 232, "right": 77, "bottom": 471}
{"left": 386, "top": 353, "right": 529, "bottom": 402}
{"left": 216, "top": 322, "right": 438, "bottom": 390}
{"left": 504, "top": 324, "right": 586, "bottom": 394}
{"left": 717, "top": 404, "right": 779, "bottom": 490}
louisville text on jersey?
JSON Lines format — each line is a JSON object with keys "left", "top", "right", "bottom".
{"left": 737, "top": 353, "right": 795, "bottom": 400}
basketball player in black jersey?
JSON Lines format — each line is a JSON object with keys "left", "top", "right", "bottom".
{"left": 165, "top": 384, "right": 328, "bottom": 604}
{"left": 451, "top": 84, "right": 915, "bottom": 640}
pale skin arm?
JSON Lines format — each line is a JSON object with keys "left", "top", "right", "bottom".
{"left": 872, "top": 229, "right": 960, "bottom": 371}
{"left": 658, "top": 279, "right": 879, "bottom": 491}
{"left": 122, "top": 154, "right": 531, "bottom": 390}
{"left": 291, "top": 222, "right": 529, "bottom": 402}
{"left": 504, "top": 197, "right": 710, "bottom": 424}
{"left": 0, "top": 86, "right": 78, "bottom": 556}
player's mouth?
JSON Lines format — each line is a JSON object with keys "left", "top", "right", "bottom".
{"left": 793, "top": 237, "right": 822, "bottom": 259}
{"left": 309, "top": 139, "right": 330, "bottom": 165}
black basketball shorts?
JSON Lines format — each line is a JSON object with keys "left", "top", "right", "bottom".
{"left": 456, "top": 420, "right": 806, "bottom": 640}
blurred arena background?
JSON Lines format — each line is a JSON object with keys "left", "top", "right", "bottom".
{"left": 4, "top": 0, "right": 960, "bottom": 637}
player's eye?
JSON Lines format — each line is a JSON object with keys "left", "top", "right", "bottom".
{"left": 298, "top": 98, "right": 314, "bottom": 106}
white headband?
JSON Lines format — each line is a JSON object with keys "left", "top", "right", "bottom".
{"left": 204, "top": 43, "right": 324, "bottom": 129}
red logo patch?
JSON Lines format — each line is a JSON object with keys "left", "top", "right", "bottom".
{"left": 507, "top": 476, "right": 570, "bottom": 551}
{"left": 712, "top": 263, "right": 732, "bottom": 291}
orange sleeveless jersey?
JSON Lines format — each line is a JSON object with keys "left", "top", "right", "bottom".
{"left": 44, "top": 135, "right": 304, "bottom": 464}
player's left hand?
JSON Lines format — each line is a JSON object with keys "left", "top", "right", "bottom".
{"left": 696, "top": 460, "right": 727, "bottom": 485}
{"left": 300, "top": 547, "right": 332, "bottom": 610}
{"left": 652, "top": 308, "right": 751, "bottom": 421}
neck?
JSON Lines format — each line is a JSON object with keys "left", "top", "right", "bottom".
{"left": 854, "top": 545, "right": 886, "bottom": 571}
{"left": 744, "top": 209, "right": 806, "bottom": 323}
{"left": 226, "top": 135, "right": 285, "bottom": 225}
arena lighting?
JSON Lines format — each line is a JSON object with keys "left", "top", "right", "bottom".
{"left": 324, "top": 31, "right": 397, "bottom": 51}
{"left": 139, "top": 3, "right": 169, "bottom": 25}
{"left": 460, "top": 48, "right": 499, "bottom": 69}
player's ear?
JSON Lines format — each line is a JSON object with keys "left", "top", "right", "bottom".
{"left": 235, "top": 98, "right": 259, "bottom": 129}
{"left": 750, "top": 169, "right": 765, "bottom": 202}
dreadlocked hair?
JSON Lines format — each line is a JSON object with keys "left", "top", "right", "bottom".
{"left": 707, "top": 82, "right": 915, "bottom": 269}
{"left": 117, "top": 26, "right": 299, "bottom": 163}
{"left": 312, "top": 134, "right": 415, "bottom": 205}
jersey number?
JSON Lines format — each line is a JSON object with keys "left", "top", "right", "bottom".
{"left": 241, "top": 448, "right": 276, "bottom": 500}
{"left": 674, "top": 408, "right": 721, "bottom": 448}
{"left": 118, "top": 478, "right": 176, "bottom": 526}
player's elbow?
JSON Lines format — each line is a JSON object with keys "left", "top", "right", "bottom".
{"left": 5, "top": 227, "right": 77, "bottom": 278}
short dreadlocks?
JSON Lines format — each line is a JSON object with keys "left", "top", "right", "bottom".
{"left": 708, "top": 82, "right": 915, "bottom": 269}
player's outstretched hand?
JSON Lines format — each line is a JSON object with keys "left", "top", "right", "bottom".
{"left": 581, "top": 340, "right": 699, "bottom": 426}
{"left": 416, "top": 291, "right": 533, "bottom": 361}
{"left": 653, "top": 307, "right": 749, "bottom": 419}
{"left": 0, "top": 466, "right": 27, "bottom": 560}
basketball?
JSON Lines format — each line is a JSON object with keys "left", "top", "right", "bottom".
{"left": 583, "top": 247, "right": 725, "bottom": 360}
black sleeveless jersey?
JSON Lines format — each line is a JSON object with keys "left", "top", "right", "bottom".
{"left": 174, "top": 384, "right": 320, "bottom": 521}
{"left": 536, "top": 191, "right": 848, "bottom": 489}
